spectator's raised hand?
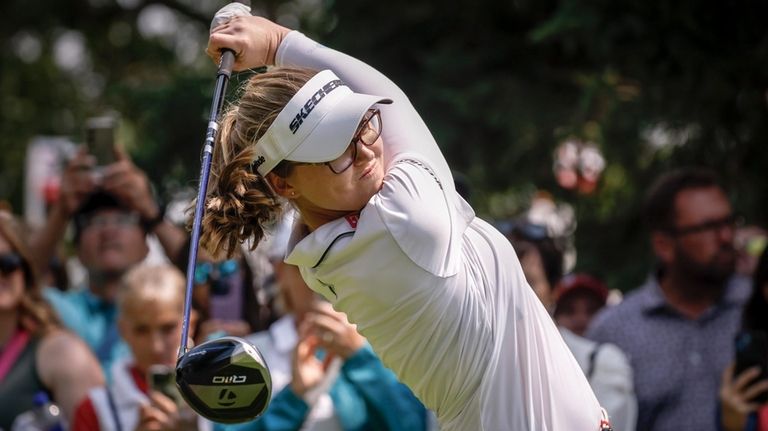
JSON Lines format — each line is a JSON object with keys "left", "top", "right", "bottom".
{"left": 100, "top": 146, "right": 161, "bottom": 222}
{"left": 57, "top": 146, "right": 98, "bottom": 217}
{"left": 290, "top": 326, "right": 327, "bottom": 397}
{"left": 719, "top": 363, "right": 768, "bottom": 431}
{"left": 304, "top": 302, "right": 365, "bottom": 360}
{"left": 136, "top": 391, "right": 196, "bottom": 431}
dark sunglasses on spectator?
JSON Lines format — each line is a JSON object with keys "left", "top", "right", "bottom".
{"left": 0, "top": 252, "right": 23, "bottom": 276}
{"left": 80, "top": 212, "right": 141, "bottom": 230}
{"left": 670, "top": 214, "right": 739, "bottom": 236}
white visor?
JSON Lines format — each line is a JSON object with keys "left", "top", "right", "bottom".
{"left": 251, "top": 70, "right": 392, "bottom": 176}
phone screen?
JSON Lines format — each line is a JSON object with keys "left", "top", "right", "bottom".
{"left": 148, "top": 364, "right": 183, "bottom": 405}
{"left": 734, "top": 330, "right": 768, "bottom": 403}
{"left": 85, "top": 116, "right": 116, "bottom": 166}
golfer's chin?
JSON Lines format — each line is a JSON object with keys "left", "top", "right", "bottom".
{"left": 340, "top": 190, "right": 377, "bottom": 213}
{"left": 356, "top": 177, "right": 383, "bottom": 209}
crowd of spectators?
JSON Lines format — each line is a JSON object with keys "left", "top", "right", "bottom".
{"left": 1, "top": 138, "right": 767, "bottom": 431}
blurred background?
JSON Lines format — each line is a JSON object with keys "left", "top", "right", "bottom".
{"left": 2, "top": 0, "right": 767, "bottom": 291}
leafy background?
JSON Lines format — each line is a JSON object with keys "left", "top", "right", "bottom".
{"left": 2, "top": 0, "right": 767, "bottom": 290}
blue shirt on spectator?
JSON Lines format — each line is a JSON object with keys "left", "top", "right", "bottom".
{"left": 587, "top": 274, "right": 750, "bottom": 431}
{"left": 43, "top": 286, "right": 130, "bottom": 376}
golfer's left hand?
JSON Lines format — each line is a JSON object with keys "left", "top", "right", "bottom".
{"left": 207, "top": 15, "right": 290, "bottom": 71}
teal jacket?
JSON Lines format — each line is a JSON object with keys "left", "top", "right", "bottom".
{"left": 214, "top": 345, "right": 427, "bottom": 431}
{"left": 43, "top": 286, "right": 130, "bottom": 376}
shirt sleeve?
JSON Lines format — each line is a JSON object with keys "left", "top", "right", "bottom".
{"left": 340, "top": 345, "right": 427, "bottom": 430}
{"left": 373, "top": 156, "right": 473, "bottom": 277}
{"left": 71, "top": 397, "right": 101, "bottom": 431}
{"left": 275, "top": 31, "right": 454, "bottom": 187}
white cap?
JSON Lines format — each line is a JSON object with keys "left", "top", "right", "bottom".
{"left": 251, "top": 69, "right": 392, "bottom": 176}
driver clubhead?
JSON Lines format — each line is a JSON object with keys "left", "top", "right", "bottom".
{"left": 176, "top": 336, "right": 271, "bottom": 423}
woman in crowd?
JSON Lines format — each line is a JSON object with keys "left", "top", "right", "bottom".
{"left": 0, "top": 211, "right": 103, "bottom": 428}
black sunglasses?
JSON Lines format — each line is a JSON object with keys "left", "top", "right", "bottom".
{"left": 669, "top": 214, "right": 739, "bottom": 236}
{"left": 0, "top": 252, "right": 23, "bottom": 276}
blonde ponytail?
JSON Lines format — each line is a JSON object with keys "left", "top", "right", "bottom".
{"left": 200, "top": 67, "right": 317, "bottom": 257}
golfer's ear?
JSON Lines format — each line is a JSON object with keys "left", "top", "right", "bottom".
{"left": 266, "top": 172, "right": 297, "bottom": 198}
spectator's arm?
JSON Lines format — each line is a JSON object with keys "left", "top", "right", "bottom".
{"left": 28, "top": 147, "right": 97, "bottom": 277}
{"left": 100, "top": 147, "right": 189, "bottom": 264}
{"left": 37, "top": 330, "right": 105, "bottom": 422}
{"left": 341, "top": 345, "right": 427, "bottom": 430}
{"left": 148, "top": 216, "right": 190, "bottom": 265}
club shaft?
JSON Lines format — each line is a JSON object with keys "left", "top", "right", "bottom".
{"left": 179, "top": 50, "right": 235, "bottom": 358}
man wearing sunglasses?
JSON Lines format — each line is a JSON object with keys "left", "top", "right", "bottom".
{"left": 588, "top": 167, "right": 750, "bottom": 431}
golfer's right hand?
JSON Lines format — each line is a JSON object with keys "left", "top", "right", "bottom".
{"left": 207, "top": 15, "right": 291, "bottom": 71}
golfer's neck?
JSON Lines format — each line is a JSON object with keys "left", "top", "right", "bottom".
{"left": 298, "top": 205, "right": 360, "bottom": 233}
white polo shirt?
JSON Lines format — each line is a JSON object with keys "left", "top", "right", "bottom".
{"left": 280, "top": 31, "right": 603, "bottom": 431}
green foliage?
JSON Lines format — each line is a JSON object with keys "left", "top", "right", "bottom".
{"left": 1, "top": 0, "right": 767, "bottom": 290}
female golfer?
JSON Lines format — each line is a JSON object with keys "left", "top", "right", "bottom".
{"left": 204, "top": 10, "right": 610, "bottom": 431}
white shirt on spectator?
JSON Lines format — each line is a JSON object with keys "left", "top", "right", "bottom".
{"left": 560, "top": 327, "right": 637, "bottom": 431}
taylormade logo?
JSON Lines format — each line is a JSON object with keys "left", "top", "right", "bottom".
{"left": 289, "top": 79, "right": 344, "bottom": 134}
{"left": 213, "top": 375, "right": 247, "bottom": 384}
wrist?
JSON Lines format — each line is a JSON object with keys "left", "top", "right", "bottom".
{"left": 290, "top": 381, "right": 307, "bottom": 397}
{"left": 270, "top": 27, "right": 292, "bottom": 65}
{"left": 49, "top": 203, "right": 71, "bottom": 222}
{"left": 141, "top": 203, "right": 165, "bottom": 232}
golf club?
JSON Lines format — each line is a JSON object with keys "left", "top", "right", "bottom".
{"left": 175, "top": 2, "right": 272, "bottom": 423}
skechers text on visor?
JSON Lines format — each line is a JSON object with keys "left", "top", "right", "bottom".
{"left": 251, "top": 69, "right": 392, "bottom": 176}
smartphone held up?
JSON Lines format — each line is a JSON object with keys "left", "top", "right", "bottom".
{"left": 149, "top": 364, "right": 185, "bottom": 406}
{"left": 734, "top": 330, "right": 768, "bottom": 404}
{"left": 85, "top": 115, "right": 118, "bottom": 168}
